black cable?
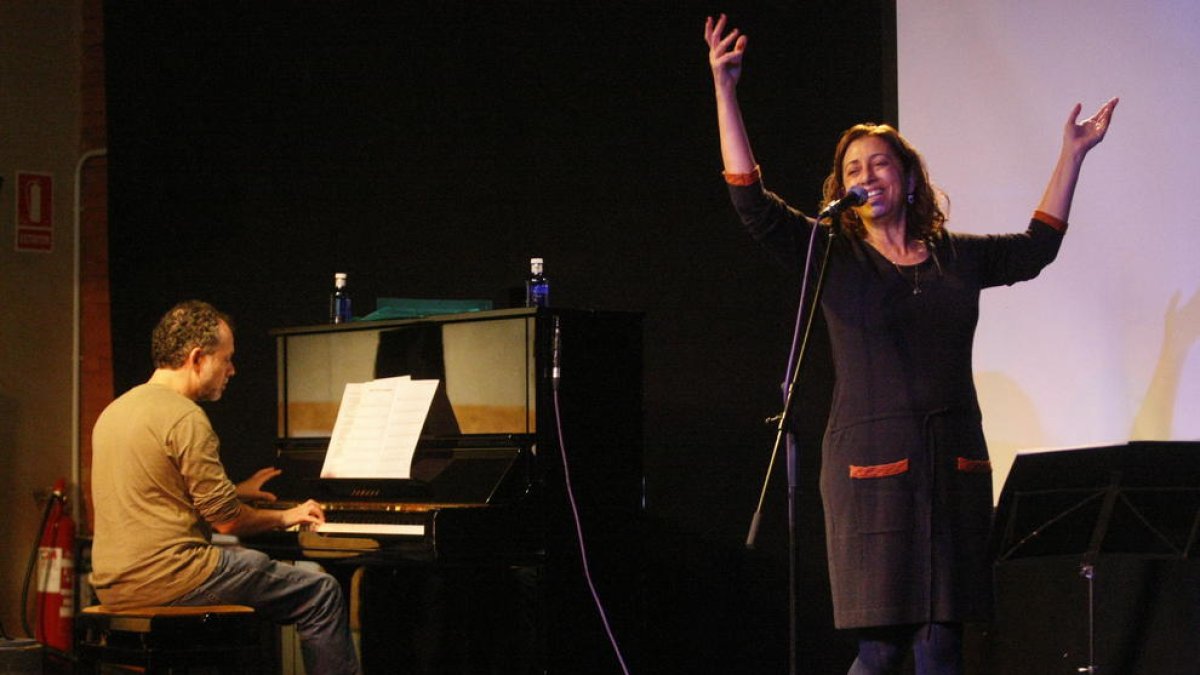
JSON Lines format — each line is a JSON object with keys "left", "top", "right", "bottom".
{"left": 21, "top": 490, "right": 60, "bottom": 639}
{"left": 550, "top": 315, "right": 630, "bottom": 674}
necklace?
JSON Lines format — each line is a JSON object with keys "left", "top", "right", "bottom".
{"left": 866, "top": 237, "right": 927, "bottom": 295}
{"left": 890, "top": 260, "right": 922, "bottom": 295}
{"left": 868, "top": 238, "right": 926, "bottom": 295}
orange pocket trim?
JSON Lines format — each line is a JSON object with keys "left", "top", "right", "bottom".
{"left": 849, "top": 458, "right": 909, "bottom": 479}
{"left": 956, "top": 457, "right": 992, "bottom": 474}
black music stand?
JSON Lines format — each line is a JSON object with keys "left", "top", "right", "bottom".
{"left": 991, "top": 441, "right": 1200, "bottom": 673}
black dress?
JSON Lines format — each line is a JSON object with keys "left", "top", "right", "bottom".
{"left": 730, "top": 180, "right": 1064, "bottom": 628}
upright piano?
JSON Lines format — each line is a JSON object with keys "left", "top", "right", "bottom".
{"left": 243, "top": 307, "right": 644, "bottom": 674}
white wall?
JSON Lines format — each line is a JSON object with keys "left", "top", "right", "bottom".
{"left": 897, "top": 0, "right": 1200, "bottom": 497}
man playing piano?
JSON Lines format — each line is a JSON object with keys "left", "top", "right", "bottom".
{"left": 90, "top": 300, "right": 362, "bottom": 675}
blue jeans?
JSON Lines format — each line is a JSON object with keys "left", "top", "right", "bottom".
{"left": 170, "top": 546, "right": 361, "bottom": 675}
{"left": 848, "top": 623, "right": 963, "bottom": 675}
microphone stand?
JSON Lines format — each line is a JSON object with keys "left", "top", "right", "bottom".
{"left": 745, "top": 213, "right": 838, "bottom": 675}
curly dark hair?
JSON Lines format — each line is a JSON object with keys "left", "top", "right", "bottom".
{"left": 151, "top": 300, "right": 234, "bottom": 369}
{"left": 821, "top": 123, "right": 947, "bottom": 242}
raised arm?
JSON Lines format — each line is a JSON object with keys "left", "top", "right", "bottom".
{"left": 1036, "top": 97, "right": 1119, "bottom": 222}
{"left": 704, "top": 14, "right": 757, "bottom": 177}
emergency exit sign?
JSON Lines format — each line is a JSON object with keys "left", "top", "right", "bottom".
{"left": 15, "top": 171, "right": 54, "bottom": 252}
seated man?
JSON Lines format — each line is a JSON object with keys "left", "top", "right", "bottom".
{"left": 90, "top": 300, "right": 361, "bottom": 675}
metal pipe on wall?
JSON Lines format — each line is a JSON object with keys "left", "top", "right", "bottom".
{"left": 72, "top": 148, "right": 107, "bottom": 525}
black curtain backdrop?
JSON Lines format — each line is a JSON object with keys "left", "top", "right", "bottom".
{"left": 104, "top": 1, "right": 893, "bottom": 671}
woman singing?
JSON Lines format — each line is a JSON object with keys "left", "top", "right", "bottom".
{"left": 704, "top": 13, "right": 1117, "bottom": 675}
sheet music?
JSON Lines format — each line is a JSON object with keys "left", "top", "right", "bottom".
{"left": 320, "top": 376, "right": 440, "bottom": 478}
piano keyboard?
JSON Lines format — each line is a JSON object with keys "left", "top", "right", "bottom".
{"left": 316, "top": 522, "right": 424, "bottom": 537}
{"left": 313, "top": 502, "right": 435, "bottom": 537}
{"left": 264, "top": 499, "right": 490, "bottom": 543}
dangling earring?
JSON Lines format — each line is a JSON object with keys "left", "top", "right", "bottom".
{"left": 907, "top": 193, "right": 915, "bottom": 205}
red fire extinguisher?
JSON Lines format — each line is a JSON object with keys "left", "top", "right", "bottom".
{"left": 35, "top": 478, "right": 75, "bottom": 652}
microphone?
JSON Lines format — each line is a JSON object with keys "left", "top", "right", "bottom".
{"left": 817, "top": 185, "right": 869, "bottom": 221}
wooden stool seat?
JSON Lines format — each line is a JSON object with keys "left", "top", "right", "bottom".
{"left": 78, "top": 604, "right": 264, "bottom": 673}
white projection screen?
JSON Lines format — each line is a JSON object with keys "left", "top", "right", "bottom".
{"left": 897, "top": 1, "right": 1200, "bottom": 498}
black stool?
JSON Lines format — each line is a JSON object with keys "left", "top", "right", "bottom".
{"left": 77, "top": 604, "right": 264, "bottom": 673}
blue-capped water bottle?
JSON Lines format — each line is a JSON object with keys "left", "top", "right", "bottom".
{"left": 330, "top": 272, "right": 352, "bottom": 323}
{"left": 525, "top": 258, "right": 549, "bottom": 308}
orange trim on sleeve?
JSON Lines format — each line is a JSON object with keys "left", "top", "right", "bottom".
{"left": 1033, "top": 210, "right": 1068, "bottom": 233}
{"left": 723, "top": 165, "right": 762, "bottom": 186}
{"left": 849, "top": 458, "right": 910, "bottom": 479}
{"left": 956, "top": 457, "right": 992, "bottom": 474}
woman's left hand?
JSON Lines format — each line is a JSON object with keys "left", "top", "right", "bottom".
{"left": 1037, "top": 97, "right": 1119, "bottom": 220}
{"left": 1064, "top": 97, "right": 1118, "bottom": 157}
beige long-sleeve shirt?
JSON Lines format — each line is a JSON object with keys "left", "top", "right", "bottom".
{"left": 90, "top": 383, "right": 241, "bottom": 610}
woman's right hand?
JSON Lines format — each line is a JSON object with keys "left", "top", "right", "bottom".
{"left": 705, "top": 13, "right": 758, "bottom": 177}
{"left": 705, "top": 14, "right": 748, "bottom": 92}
